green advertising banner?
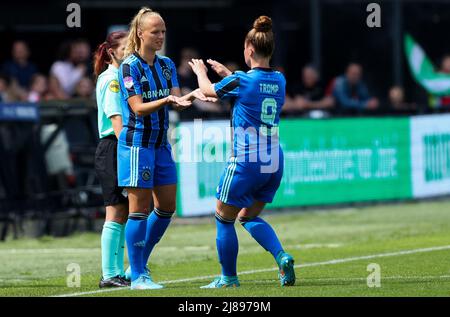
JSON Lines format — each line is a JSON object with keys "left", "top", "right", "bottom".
{"left": 410, "top": 114, "right": 450, "bottom": 198}
{"left": 175, "top": 120, "right": 231, "bottom": 217}
{"left": 175, "top": 117, "right": 415, "bottom": 216}
{"left": 269, "top": 117, "right": 412, "bottom": 207}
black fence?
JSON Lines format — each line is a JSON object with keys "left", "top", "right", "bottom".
{"left": 0, "top": 101, "right": 103, "bottom": 240}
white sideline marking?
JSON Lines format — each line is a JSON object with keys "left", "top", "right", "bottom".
{"left": 52, "top": 244, "right": 450, "bottom": 297}
{"left": 1, "top": 243, "right": 342, "bottom": 253}
{"left": 0, "top": 243, "right": 342, "bottom": 256}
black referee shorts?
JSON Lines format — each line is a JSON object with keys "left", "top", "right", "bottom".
{"left": 95, "top": 135, "right": 128, "bottom": 207}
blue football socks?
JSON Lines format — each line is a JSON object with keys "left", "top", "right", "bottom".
{"left": 240, "top": 216, "right": 284, "bottom": 259}
{"left": 215, "top": 213, "right": 239, "bottom": 277}
{"left": 142, "top": 209, "right": 173, "bottom": 268}
{"left": 125, "top": 213, "right": 148, "bottom": 281}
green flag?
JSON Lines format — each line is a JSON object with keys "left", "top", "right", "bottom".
{"left": 404, "top": 33, "right": 450, "bottom": 96}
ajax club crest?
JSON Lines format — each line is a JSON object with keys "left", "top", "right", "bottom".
{"left": 162, "top": 67, "right": 172, "bottom": 81}
{"left": 142, "top": 168, "right": 152, "bottom": 181}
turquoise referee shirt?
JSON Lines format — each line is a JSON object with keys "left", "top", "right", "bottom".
{"left": 96, "top": 64, "right": 122, "bottom": 138}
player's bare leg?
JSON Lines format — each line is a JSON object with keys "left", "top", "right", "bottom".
{"left": 216, "top": 199, "right": 241, "bottom": 221}
{"left": 127, "top": 188, "right": 153, "bottom": 214}
{"left": 105, "top": 204, "right": 128, "bottom": 223}
{"left": 238, "top": 200, "right": 266, "bottom": 219}
{"left": 152, "top": 184, "right": 176, "bottom": 212}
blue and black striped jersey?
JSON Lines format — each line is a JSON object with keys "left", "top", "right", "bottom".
{"left": 118, "top": 52, "right": 179, "bottom": 148}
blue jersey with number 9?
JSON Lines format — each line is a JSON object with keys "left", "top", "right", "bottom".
{"left": 214, "top": 67, "right": 285, "bottom": 160}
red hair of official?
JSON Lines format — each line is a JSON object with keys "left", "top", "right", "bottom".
{"left": 93, "top": 31, "right": 128, "bottom": 78}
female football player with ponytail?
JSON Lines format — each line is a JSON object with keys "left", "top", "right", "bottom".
{"left": 118, "top": 7, "right": 215, "bottom": 290}
{"left": 93, "top": 30, "right": 130, "bottom": 288}
{"left": 189, "top": 16, "right": 296, "bottom": 288}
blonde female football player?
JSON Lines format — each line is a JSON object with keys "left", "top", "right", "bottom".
{"left": 117, "top": 7, "right": 215, "bottom": 290}
{"left": 93, "top": 31, "right": 130, "bottom": 288}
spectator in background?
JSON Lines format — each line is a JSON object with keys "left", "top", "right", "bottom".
{"left": 50, "top": 39, "right": 91, "bottom": 98}
{"left": 27, "top": 74, "right": 48, "bottom": 103}
{"left": 429, "top": 55, "right": 450, "bottom": 109}
{"left": 47, "top": 75, "right": 68, "bottom": 100}
{"left": 332, "top": 63, "right": 378, "bottom": 113}
{"left": 73, "top": 76, "right": 95, "bottom": 100}
{"left": 388, "top": 85, "right": 416, "bottom": 112}
{"left": 178, "top": 47, "right": 201, "bottom": 90}
{"left": 284, "top": 65, "right": 334, "bottom": 117}
{"left": 40, "top": 123, "right": 76, "bottom": 190}
{"left": 177, "top": 47, "right": 222, "bottom": 118}
{"left": 2, "top": 40, "right": 38, "bottom": 99}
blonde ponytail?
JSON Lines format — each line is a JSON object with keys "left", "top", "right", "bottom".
{"left": 124, "top": 7, "right": 161, "bottom": 57}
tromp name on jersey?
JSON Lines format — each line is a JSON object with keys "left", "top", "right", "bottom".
{"left": 259, "top": 83, "right": 279, "bottom": 94}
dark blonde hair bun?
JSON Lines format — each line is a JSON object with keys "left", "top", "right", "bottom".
{"left": 245, "top": 15, "right": 275, "bottom": 58}
{"left": 253, "top": 16, "right": 272, "bottom": 33}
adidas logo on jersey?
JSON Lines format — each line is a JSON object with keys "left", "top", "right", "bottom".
{"left": 140, "top": 76, "right": 148, "bottom": 83}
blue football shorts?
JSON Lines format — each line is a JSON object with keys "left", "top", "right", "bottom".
{"left": 216, "top": 148, "right": 284, "bottom": 208}
{"left": 117, "top": 142, "right": 177, "bottom": 189}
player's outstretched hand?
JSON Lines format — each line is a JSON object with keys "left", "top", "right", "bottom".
{"left": 188, "top": 59, "right": 208, "bottom": 76}
{"left": 191, "top": 88, "right": 218, "bottom": 103}
{"left": 207, "top": 59, "right": 232, "bottom": 78}
{"left": 167, "top": 95, "right": 192, "bottom": 110}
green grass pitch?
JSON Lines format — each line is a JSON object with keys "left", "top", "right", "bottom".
{"left": 1, "top": 200, "right": 450, "bottom": 297}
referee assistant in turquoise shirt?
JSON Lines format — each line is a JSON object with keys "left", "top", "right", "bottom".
{"left": 93, "top": 31, "right": 130, "bottom": 289}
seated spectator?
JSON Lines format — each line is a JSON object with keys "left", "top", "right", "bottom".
{"left": 40, "top": 123, "right": 76, "bottom": 190}
{"left": 332, "top": 63, "right": 378, "bottom": 113}
{"left": 2, "top": 40, "right": 38, "bottom": 99}
{"left": 388, "top": 85, "right": 416, "bottom": 112}
{"left": 284, "top": 65, "right": 334, "bottom": 116}
{"left": 50, "top": 39, "right": 91, "bottom": 98}
{"left": 429, "top": 55, "right": 450, "bottom": 109}
{"left": 73, "top": 76, "right": 95, "bottom": 100}
{"left": 47, "top": 75, "right": 69, "bottom": 100}
{"left": 27, "top": 74, "right": 48, "bottom": 103}
{"left": 177, "top": 47, "right": 222, "bottom": 119}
